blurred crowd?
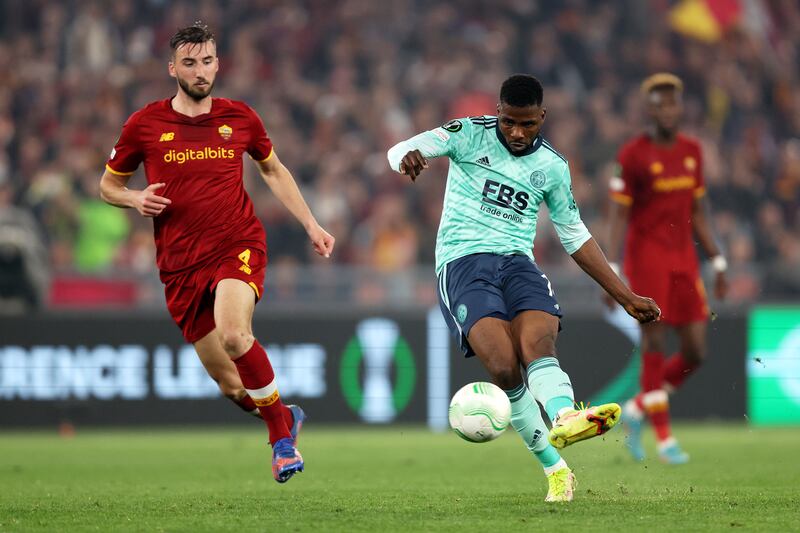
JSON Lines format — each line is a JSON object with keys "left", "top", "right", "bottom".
{"left": 1, "top": 0, "right": 799, "bottom": 307}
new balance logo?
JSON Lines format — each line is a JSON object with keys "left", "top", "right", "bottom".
{"left": 476, "top": 156, "right": 491, "bottom": 167}
{"left": 159, "top": 132, "right": 175, "bottom": 142}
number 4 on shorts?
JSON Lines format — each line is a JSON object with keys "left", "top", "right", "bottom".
{"left": 238, "top": 249, "right": 252, "bottom": 275}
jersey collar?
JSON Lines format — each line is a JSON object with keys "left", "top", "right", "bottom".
{"left": 166, "top": 97, "right": 214, "bottom": 122}
{"left": 495, "top": 124, "right": 542, "bottom": 157}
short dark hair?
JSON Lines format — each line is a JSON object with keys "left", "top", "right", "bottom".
{"left": 169, "top": 22, "right": 215, "bottom": 55}
{"left": 500, "top": 74, "right": 544, "bottom": 107}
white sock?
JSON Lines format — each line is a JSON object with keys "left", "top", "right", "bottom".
{"left": 657, "top": 437, "right": 677, "bottom": 452}
{"left": 554, "top": 406, "right": 573, "bottom": 423}
{"left": 543, "top": 458, "right": 568, "bottom": 476}
{"left": 624, "top": 398, "right": 643, "bottom": 421}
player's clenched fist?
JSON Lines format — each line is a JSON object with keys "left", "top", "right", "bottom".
{"left": 399, "top": 149, "right": 428, "bottom": 181}
{"left": 623, "top": 295, "right": 661, "bottom": 324}
{"left": 307, "top": 223, "right": 335, "bottom": 258}
{"left": 133, "top": 182, "right": 172, "bottom": 217}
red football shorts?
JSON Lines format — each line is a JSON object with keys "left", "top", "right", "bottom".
{"left": 628, "top": 269, "right": 708, "bottom": 326}
{"left": 162, "top": 243, "right": 267, "bottom": 343}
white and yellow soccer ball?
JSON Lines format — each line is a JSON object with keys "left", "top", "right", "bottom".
{"left": 448, "top": 382, "right": 512, "bottom": 443}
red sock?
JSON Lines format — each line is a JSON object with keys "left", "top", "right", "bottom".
{"left": 232, "top": 395, "right": 294, "bottom": 426}
{"left": 640, "top": 351, "right": 665, "bottom": 391}
{"left": 640, "top": 351, "right": 672, "bottom": 442}
{"left": 282, "top": 404, "right": 294, "bottom": 428}
{"left": 233, "top": 341, "right": 292, "bottom": 445}
{"left": 663, "top": 352, "right": 700, "bottom": 390}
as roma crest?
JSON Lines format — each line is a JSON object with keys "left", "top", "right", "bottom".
{"left": 218, "top": 124, "right": 233, "bottom": 140}
{"left": 649, "top": 161, "right": 664, "bottom": 175}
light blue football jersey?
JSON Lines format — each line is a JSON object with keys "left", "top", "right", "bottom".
{"left": 388, "top": 116, "right": 591, "bottom": 274}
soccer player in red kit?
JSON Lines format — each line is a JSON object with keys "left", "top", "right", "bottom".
{"left": 605, "top": 73, "right": 727, "bottom": 464}
{"left": 99, "top": 23, "right": 335, "bottom": 483}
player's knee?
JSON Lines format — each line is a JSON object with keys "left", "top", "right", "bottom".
{"left": 641, "top": 324, "right": 667, "bottom": 353}
{"left": 641, "top": 336, "right": 667, "bottom": 354}
{"left": 682, "top": 347, "right": 705, "bottom": 365}
{"left": 219, "top": 328, "right": 254, "bottom": 357}
{"left": 519, "top": 335, "right": 556, "bottom": 359}
{"left": 486, "top": 364, "right": 519, "bottom": 391}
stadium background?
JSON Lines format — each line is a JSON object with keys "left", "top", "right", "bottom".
{"left": 1, "top": 0, "right": 799, "bottom": 428}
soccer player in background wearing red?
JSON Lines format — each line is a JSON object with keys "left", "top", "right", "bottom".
{"left": 99, "top": 23, "right": 335, "bottom": 483}
{"left": 605, "top": 73, "right": 728, "bottom": 464}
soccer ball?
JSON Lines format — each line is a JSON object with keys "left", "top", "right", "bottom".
{"left": 448, "top": 382, "right": 511, "bottom": 443}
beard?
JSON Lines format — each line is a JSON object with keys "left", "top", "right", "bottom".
{"left": 177, "top": 76, "right": 214, "bottom": 101}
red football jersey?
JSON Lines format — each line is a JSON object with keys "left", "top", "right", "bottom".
{"left": 105, "top": 98, "right": 272, "bottom": 275}
{"left": 611, "top": 133, "right": 705, "bottom": 276}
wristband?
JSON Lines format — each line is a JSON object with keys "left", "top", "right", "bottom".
{"left": 711, "top": 255, "right": 728, "bottom": 273}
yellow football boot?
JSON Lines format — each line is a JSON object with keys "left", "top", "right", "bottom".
{"left": 545, "top": 467, "right": 576, "bottom": 502}
{"left": 548, "top": 403, "right": 621, "bottom": 449}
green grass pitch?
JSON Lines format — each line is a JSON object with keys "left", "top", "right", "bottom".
{"left": 1, "top": 424, "right": 798, "bottom": 531}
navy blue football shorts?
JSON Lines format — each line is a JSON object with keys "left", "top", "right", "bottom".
{"left": 436, "top": 253, "right": 563, "bottom": 358}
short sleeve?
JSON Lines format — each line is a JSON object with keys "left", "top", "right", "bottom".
{"left": 545, "top": 162, "right": 591, "bottom": 254}
{"left": 431, "top": 119, "right": 476, "bottom": 162}
{"left": 106, "top": 115, "right": 143, "bottom": 176}
{"left": 546, "top": 162, "right": 582, "bottom": 226}
{"left": 246, "top": 106, "right": 274, "bottom": 162}
{"left": 609, "top": 145, "right": 636, "bottom": 206}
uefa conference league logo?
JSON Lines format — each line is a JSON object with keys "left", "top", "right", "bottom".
{"left": 340, "top": 318, "right": 416, "bottom": 423}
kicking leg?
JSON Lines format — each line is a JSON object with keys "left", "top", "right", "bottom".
{"left": 515, "top": 311, "right": 572, "bottom": 421}
{"left": 468, "top": 316, "right": 574, "bottom": 502}
{"left": 215, "top": 278, "right": 303, "bottom": 482}
{"left": 515, "top": 311, "right": 620, "bottom": 449}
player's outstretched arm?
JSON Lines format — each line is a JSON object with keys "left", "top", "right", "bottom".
{"left": 387, "top": 123, "right": 465, "bottom": 181}
{"left": 99, "top": 169, "right": 172, "bottom": 217}
{"left": 256, "top": 152, "right": 334, "bottom": 258}
{"left": 570, "top": 238, "right": 661, "bottom": 323}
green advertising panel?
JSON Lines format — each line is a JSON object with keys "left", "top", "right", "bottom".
{"left": 748, "top": 307, "right": 800, "bottom": 425}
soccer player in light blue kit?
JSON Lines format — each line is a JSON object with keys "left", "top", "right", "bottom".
{"left": 388, "top": 75, "right": 661, "bottom": 502}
